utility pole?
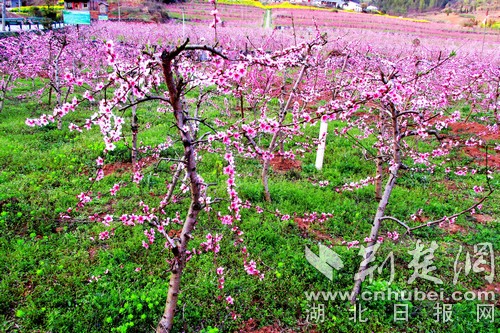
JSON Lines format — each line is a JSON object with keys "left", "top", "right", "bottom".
{"left": 2, "top": 0, "right": 6, "bottom": 32}
{"left": 182, "top": 7, "right": 185, "bottom": 39}
{"left": 117, "top": 0, "right": 120, "bottom": 21}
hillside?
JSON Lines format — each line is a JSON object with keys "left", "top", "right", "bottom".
{"left": 20, "top": 0, "right": 500, "bottom": 24}
{"left": 411, "top": 8, "right": 500, "bottom": 28}
{"left": 118, "top": 0, "right": 500, "bottom": 28}
{"left": 371, "top": 0, "right": 499, "bottom": 15}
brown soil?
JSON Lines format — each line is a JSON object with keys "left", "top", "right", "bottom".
{"left": 414, "top": 215, "right": 470, "bottom": 234}
{"left": 448, "top": 122, "right": 500, "bottom": 141}
{"left": 446, "top": 122, "right": 500, "bottom": 168}
{"left": 443, "top": 180, "right": 460, "bottom": 191}
{"left": 462, "top": 146, "right": 500, "bottom": 168}
{"left": 413, "top": 215, "right": 430, "bottom": 223}
{"left": 238, "top": 319, "right": 317, "bottom": 333}
{"left": 237, "top": 319, "right": 286, "bottom": 333}
{"left": 103, "top": 161, "right": 134, "bottom": 176}
{"left": 478, "top": 264, "right": 492, "bottom": 273}
{"left": 88, "top": 247, "right": 98, "bottom": 261}
{"left": 270, "top": 156, "right": 302, "bottom": 173}
{"left": 441, "top": 223, "right": 468, "bottom": 234}
{"left": 474, "top": 282, "right": 500, "bottom": 305}
{"left": 102, "top": 156, "right": 157, "bottom": 176}
{"left": 293, "top": 217, "right": 337, "bottom": 243}
{"left": 167, "top": 229, "right": 181, "bottom": 238}
{"left": 472, "top": 214, "right": 495, "bottom": 224}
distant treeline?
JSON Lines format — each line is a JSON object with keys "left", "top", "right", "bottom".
{"left": 360, "top": 0, "right": 493, "bottom": 14}
{"left": 373, "top": 0, "right": 451, "bottom": 14}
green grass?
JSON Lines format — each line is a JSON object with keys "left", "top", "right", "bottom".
{"left": 218, "top": 0, "right": 331, "bottom": 11}
{"left": 489, "top": 21, "right": 500, "bottom": 30}
{"left": 0, "top": 79, "right": 498, "bottom": 332}
{"left": 8, "top": 5, "right": 64, "bottom": 14}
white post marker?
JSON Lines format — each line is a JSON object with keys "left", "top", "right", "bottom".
{"left": 117, "top": 0, "right": 121, "bottom": 22}
{"left": 315, "top": 120, "right": 328, "bottom": 170}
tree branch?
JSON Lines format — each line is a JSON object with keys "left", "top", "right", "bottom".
{"left": 380, "top": 216, "right": 411, "bottom": 233}
{"left": 408, "top": 190, "right": 494, "bottom": 233}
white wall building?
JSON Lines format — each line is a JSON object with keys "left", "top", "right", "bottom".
{"left": 342, "top": 1, "right": 362, "bottom": 12}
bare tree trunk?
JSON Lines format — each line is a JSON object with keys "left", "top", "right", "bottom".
{"left": 56, "top": 95, "right": 62, "bottom": 129}
{"left": 48, "top": 86, "right": 52, "bottom": 107}
{"left": 261, "top": 65, "right": 306, "bottom": 202}
{"left": 165, "top": 163, "right": 183, "bottom": 203}
{"left": 375, "top": 156, "right": 383, "bottom": 201}
{"left": 492, "top": 79, "right": 499, "bottom": 125}
{"left": 51, "top": 37, "right": 67, "bottom": 130}
{"left": 54, "top": 53, "right": 62, "bottom": 130}
{"left": 0, "top": 91, "right": 4, "bottom": 113}
{"left": 262, "top": 159, "right": 271, "bottom": 202}
{"left": 156, "top": 41, "right": 204, "bottom": 333}
{"left": 240, "top": 93, "right": 244, "bottom": 119}
{"left": 351, "top": 109, "right": 401, "bottom": 303}
{"left": 0, "top": 74, "right": 12, "bottom": 113}
{"left": 157, "top": 198, "right": 201, "bottom": 333}
{"left": 350, "top": 165, "right": 399, "bottom": 303}
{"left": 279, "top": 133, "right": 285, "bottom": 154}
{"left": 131, "top": 97, "right": 138, "bottom": 167}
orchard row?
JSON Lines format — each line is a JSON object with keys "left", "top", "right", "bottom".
{"left": 1, "top": 18, "right": 498, "bottom": 332}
